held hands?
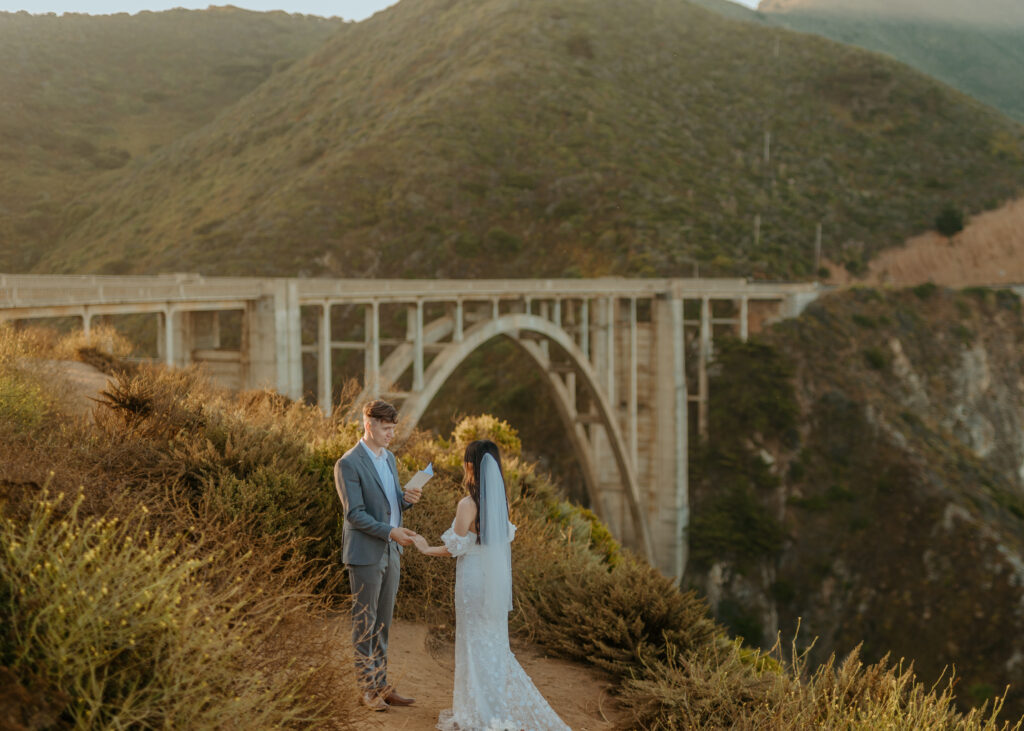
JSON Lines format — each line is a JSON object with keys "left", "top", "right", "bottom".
{"left": 411, "top": 534, "right": 430, "bottom": 553}
{"left": 389, "top": 526, "right": 419, "bottom": 547}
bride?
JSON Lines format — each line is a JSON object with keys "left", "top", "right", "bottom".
{"left": 412, "top": 439, "right": 570, "bottom": 731}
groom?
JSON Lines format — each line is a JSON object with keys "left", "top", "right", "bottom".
{"left": 335, "top": 399, "right": 422, "bottom": 711}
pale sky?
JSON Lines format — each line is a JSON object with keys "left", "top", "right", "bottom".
{"left": 1, "top": 0, "right": 759, "bottom": 22}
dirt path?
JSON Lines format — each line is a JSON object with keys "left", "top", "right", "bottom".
{"left": 345, "top": 619, "right": 626, "bottom": 731}
{"left": 35, "top": 358, "right": 112, "bottom": 421}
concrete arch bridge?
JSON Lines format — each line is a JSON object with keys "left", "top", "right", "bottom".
{"left": 0, "top": 274, "right": 820, "bottom": 579}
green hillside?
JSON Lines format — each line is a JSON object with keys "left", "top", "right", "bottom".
{"left": 0, "top": 7, "right": 344, "bottom": 271}
{"left": 764, "top": 11, "right": 1024, "bottom": 124}
{"left": 27, "top": 0, "right": 1024, "bottom": 280}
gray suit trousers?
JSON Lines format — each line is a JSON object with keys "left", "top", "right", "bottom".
{"left": 348, "top": 542, "right": 401, "bottom": 691}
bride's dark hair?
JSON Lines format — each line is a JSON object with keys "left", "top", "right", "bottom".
{"left": 463, "top": 439, "right": 503, "bottom": 543}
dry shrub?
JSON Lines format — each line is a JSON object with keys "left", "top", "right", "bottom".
{"left": 513, "top": 553, "right": 719, "bottom": 679}
{"left": 93, "top": 366, "right": 348, "bottom": 568}
{"left": 0, "top": 323, "right": 58, "bottom": 363}
{"left": 0, "top": 322, "right": 132, "bottom": 367}
{"left": 620, "top": 638, "right": 1019, "bottom": 730}
{"left": 51, "top": 323, "right": 134, "bottom": 362}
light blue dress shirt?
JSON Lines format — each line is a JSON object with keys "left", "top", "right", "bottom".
{"left": 360, "top": 440, "right": 401, "bottom": 530}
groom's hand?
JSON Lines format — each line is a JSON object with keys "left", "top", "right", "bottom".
{"left": 389, "top": 527, "right": 418, "bottom": 547}
{"left": 404, "top": 486, "right": 423, "bottom": 504}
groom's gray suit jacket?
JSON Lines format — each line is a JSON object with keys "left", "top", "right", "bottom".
{"left": 334, "top": 443, "right": 412, "bottom": 566}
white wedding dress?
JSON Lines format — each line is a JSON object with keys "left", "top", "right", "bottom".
{"left": 437, "top": 520, "right": 571, "bottom": 731}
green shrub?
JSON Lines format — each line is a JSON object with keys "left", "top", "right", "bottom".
{"left": 995, "top": 289, "right": 1022, "bottom": 313}
{"left": 450, "top": 414, "right": 523, "bottom": 457}
{"left": 0, "top": 372, "right": 49, "bottom": 433}
{"left": 515, "top": 554, "right": 720, "bottom": 679}
{"left": 852, "top": 313, "right": 877, "bottom": 328}
{"left": 690, "top": 486, "right": 786, "bottom": 569}
{"left": 935, "top": 203, "right": 965, "bottom": 237}
{"left": 485, "top": 226, "right": 523, "bottom": 253}
{"left": 0, "top": 491, "right": 332, "bottom": 728}
{"left": 863, "top": 346, "right": 889, "bottom": 370}
{"left": 953, "top": 323, "right": 975, "bottom": 344}
{"left": 913, "top": 282, "right": 939, "bottom": 299}
{"left": 716, "top": 598, "right": 765, "bottom": 646}
{"left": 545, "top": 501, "right": 624, "bottom": 567}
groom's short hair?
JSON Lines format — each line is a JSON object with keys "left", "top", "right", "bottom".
{"left": 363, "top": 399, "right": 398, "bottom": 424}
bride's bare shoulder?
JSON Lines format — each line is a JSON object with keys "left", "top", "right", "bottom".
{"left": 453, "top": 495, "right": 477, "bottom": 536}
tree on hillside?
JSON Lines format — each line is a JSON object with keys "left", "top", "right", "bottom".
{"left": 935, "top": 203, "right": 965, "bottom": 238}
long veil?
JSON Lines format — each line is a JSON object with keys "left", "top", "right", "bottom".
{"left": 479, "top": 452, "right": 513, "bottom": 615}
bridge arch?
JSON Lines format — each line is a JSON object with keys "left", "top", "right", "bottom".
{"left": 368, "top": 313, "right": 654, "bottom": 563}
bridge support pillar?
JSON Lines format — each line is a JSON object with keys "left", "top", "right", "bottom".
{"left": 275, "top": 280, "right": 302, "bottom": 400}
{"left": 241, "top": 283, "right": 300, "bottom": 398}
{"left": 318, "top": 302, "right": 332, "bottom": 416}
{"left": 649, "top": 296, "right": 689, "bottom": 581}
{"left": 157, "top": 308, "right": 188, "bottom": 368}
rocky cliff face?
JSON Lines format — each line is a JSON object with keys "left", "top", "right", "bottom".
{"left": 689, "top": 286, "right": 1024, "bottom": 714}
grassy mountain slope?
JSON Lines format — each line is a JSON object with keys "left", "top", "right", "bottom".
{"left": 765, "top": 11, "right": 1024, "bottom": 124}
{"left": 31, "top": 0, "right": 1024, "bottom": 280}
{"left": 0, "top": 8, "right": 344, "bottom": 270}
{"left": 759, "top": 0, "right": 1024, "bottom": 27}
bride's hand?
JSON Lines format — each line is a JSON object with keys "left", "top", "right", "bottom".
{"left": 412, "top": 534, "right": 430, "bottom": 553}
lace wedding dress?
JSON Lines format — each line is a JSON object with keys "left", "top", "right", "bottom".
{"left": 437, "top": 521, "right": 571, "bottom": 731}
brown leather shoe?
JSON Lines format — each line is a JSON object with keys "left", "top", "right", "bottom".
{"left": 381, "top": 687, "right": 416, "bottom": 706}
{"left": 361, "top": 690, "right": 388, "bottom": 712}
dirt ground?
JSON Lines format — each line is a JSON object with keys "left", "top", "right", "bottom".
{"left": 35, "top": 358, "right": 112, "bottom": 420}
{"left": 348, "top": 618, "right": 626, "bottom": 731}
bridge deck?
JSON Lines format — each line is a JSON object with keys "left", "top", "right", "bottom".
{"left": 0, "top": 273, "right": 820, "bottom": 310}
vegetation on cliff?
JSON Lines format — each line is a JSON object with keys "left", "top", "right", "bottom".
{"left": 690, "top": 286, "right": 1024, "bottom": 716}
{"left": 1, "top": 324, "right": 1021, "bottom": 728}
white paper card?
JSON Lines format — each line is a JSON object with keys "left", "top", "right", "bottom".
{"left": 404, "top": 462, "right": 434, "bottom": 492}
